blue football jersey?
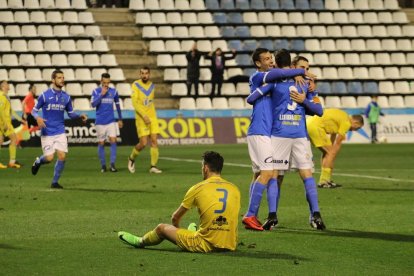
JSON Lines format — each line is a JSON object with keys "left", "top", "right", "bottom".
{"left": 33, "top": 88, "right": 78, "bottom": 136}
{"left": 270, "top": 79, "right": 311, "bottom": 138}
{"left": 247, "top": 71, "right": 274, "bottom": 137}
{"left": 91, "top": 87, "right": 121, "bottom": 125}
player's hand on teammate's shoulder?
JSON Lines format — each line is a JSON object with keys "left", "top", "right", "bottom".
{"left": 118, "top": 120, "right": 123, "bottom": 129}
{"left": 294, "top": 76, "right": 306, "bottom": 87}
{"left": 305, "top": 70, "right": 317, "bottom": 80}
{"left": 290, "top": 90, "right": 306, "bottom": 104}
{"left": 308, "top": 79, "right": 316, "bottom": 92}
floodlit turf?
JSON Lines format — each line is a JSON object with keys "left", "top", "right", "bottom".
{"left": 1, "top": 144, "right": 414, "bottom": 275}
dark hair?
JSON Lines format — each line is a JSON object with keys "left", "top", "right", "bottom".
{"left": 202, "top": 151, "right": 224, "bottom": 174}
{"left": 101, "top": 73, "right": 111, "bottom": 79}
{"left": 0, "top": 80, "right": 8, "bottom": 86}
{"left": 274, "top": 48, "right": 291, "bottom": 68}
{"left": 292, "top": 55, "right": 309, "bottom": 66}
{"left": 141, "top": 66, "right": 150, "bottom": 73}
{"left": 352, "top": 114, "right": 364, "bottom": 126}
{"left": 251, "top": 48, "right": 270, "bottom": 68}
{"left": 51, "top": 69, "right": 64, "bottom": 80}
{"left": 28, "top": 82, "right": 35, "bottom": 90}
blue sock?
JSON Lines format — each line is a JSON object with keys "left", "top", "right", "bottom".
{"left": 267, "top": 178, "right": 278, "bottom": 213}
{"left": 52, "top": 160, "right": 65, "bottom": 184}
{"left": 37, "top": 155, "right": 49, "bottom": 165}
{"left": 304, "top": 177, "right": 320, "bottom": 214}
{"left": 246, "top": 181, "right": 266, "bottom": 217}
{"left": 98, "top": 144, "right": 106, "bottom": 167}
{"left": 276, "top": 185, "right": 281, "bottom": 211}
{"left": 110, "top": 143, "right": 117, "bottom": 165}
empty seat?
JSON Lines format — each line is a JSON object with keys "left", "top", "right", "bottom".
{"left": 93, "top": 40, "right": 109, "bottom": 52}
{"left": 75, "top": 68, "right": 92, "bottom": 81}
{"left": 52, "top": 54, "right": 68, "bottom": 66}
{"left": 5, "top": 25, "right": 21, "bottom": 37}
{"left": 60, "top": 40, "right": 77, "bottom": 52}
{"left": 91, "top": 68, "right": 106, "bottom": 80}
{"left": 369, "top": 67, "right": 385, "bottom": 79}
{"left": 82, "top": 83, "right": 99, "bottom": 96}
{"left": 357, "top": 96, "right": 372, "bottom": 108}
{"left": 341, "top": 96, "right": 357, "bottom": 108}
{"left": 404, "top": 96, "right": 414, "bottom": 107}
{"left": 35, "top": 54, "right": 52, "bottom": 66}
{"left": 394, "top": 81, "right": 410, "bottom": 93}
{"left": 12, "top": 40, "right": 28, "bottom": 52}
{"left": 212, "top": 97, "right": 229, "bottom": 109}
{"left": 2, "top": 54, "right": 19, "bottom": 66}
{"left": 21, "top": 25, "right": 37, "bottom": 37}
{"left": 400, "top": 67, "right": 414, "bottom": 78}
{"left": 101, "top": 54, "right": 118, "bottom": 66}
{"left": 38, "top": 25, "right": 54, "bottom": 37}
{"left": 323, "top": 67, "right": 338, "bottom": 79}
{"left": 9, "top": 69, "right": 26, "bottom": 82}
{"left": 164, "top": 69, "right": 180, "bottom": 80}
{"left": 19, "top": 54, "right": 35, "bottom": 66}
{"left": 115, "top": 83, "right": 131, "bottom": 96}
{"left": 331, "top": 82, "right": 347, "bottom": 93}
{"left": 14, "top": 11, "right": 30, "bottom": 23}
{"left": 182, "top": 12, "right": 197, "bottom": 24}
{"left": 388, "top": 96, "right": 404, "bottom": 108}
{"left": 363, "top": 81, "right": 379, "bottom": 93}
{"left": 324, "top": 96, "right": 341, "bottom": 108}
{"left": 377, "top": 96, "right": 389, "bottom": 108}
{"left": 236, "top": 82, "right": 250, "bottom": 95}
{"left": 63, "top": 11, "right": 79, "bottom": 23}
{"left": 108, "top": 68, "right": 125, "bottom": 81}
{"left": 74, "top": 98, "right": 91, "bottom": 110}
{"left": 65, "top": 83, "right": 83, "bottom": 96}
{"left": 179, "top": 97, "right": 196, "bottom": 110}
{"left": 348, "top": 81, "right": 363, "bottom": 93}
{"left": 68, "top": 54, "right": 84, "bottom": 66}
{"left": 316, "top": 81, "right": 331, "bottom": 94}
{"left": 196, "top": 98, "right": 212, "bottom": 109}
{"left": 69, "top": 25, "right": 85, "bottom": 36}
{"left": 77, "top": 40, "right": 93, "bottom": 52}
{"left": 379, "top": 81, "right": 394, "bottom": 93}
{"left": 85, "top": 25, "right": 101, "bottom": 37}
{"left": 78, "top": 12, "right": 94, "bottom": 24}
{"left": 84, "top": 54, "right": 101, "bottom": 65}
{"left": 228, "top": 97, "right": 245, "bottom": 109}
{"left": 53, "top": 25, "right": 69, "bottom": 37}
{"left": 47, "top": 11, "right": 62, "bottom": 23}
{"left": 171, "top": 83, "right": 188, "bottom": 96}
{"left": 384, "top": 67, "right": 400, "bottom": 79}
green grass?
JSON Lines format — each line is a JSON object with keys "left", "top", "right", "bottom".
{"left": 1, "top": 144, "right": 414, "bottom": 275}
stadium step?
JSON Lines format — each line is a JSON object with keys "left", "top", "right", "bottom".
{"left": 89, "top": 7, "right": 174, "bottom": 108}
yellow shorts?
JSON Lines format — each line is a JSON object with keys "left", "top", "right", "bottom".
{"left": 135, "top": 117, "right": 159, "bottom": 138}
{"left": 0, "top": 123, "right": 15, "bottom": 137}
{"left": 175, "top": 229, "right": 215, "bottom": 253}
{"left": 307, "top": 121, "right": 331, "bottom": 148}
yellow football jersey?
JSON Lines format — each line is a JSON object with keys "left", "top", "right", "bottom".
{"left": 131, "top": 79, "right": 157, "bottom": 119}
{"left": 181, "top": 176, "right": 240, "bottom": 251}
{"left": 309, "top": 108, "right": 351, "bottom": 136}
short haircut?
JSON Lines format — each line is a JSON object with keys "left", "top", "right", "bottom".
{"left": 202, "top": 151, "right": 224, "bottom": 174}
{"left": 101, "top": 73, "right": 111, "bottom": 79}
{"left": 51, "top": 69, "right": 63, "bottom": 80}
{"left": 292, "top": 55, "right": 309, "bottom": 66}
{"left": 352, "top": 114, "right": 364, "bottom": 126}
{"left": 141, "top": 66, "right": 150, "bottom": 73}
{"left": 0, "top": 80, "right": 7, "bottom": 86}
{"left": 274, "top": 48, "right": 291, "bottom": 68}
{"left": 28, "top": 82, "right": 35, "bottom": 90}
{"left": 251, "top": 48, "right": 270, "bottom": 68}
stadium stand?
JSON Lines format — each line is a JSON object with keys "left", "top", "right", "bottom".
{"left": 129, "top": 0, "right": 414, "bottom": 109}
{"left": 1, "top": 0, "right": 129, "bottom": 111}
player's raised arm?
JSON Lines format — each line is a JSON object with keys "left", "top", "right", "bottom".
{"left": 246, "top": 83, "right": 273, "bottom": 105}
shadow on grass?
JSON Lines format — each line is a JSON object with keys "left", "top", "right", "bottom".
{"left": 65, "top": 187, "right": 161, "bottom": 194}
{"left": 0, "top": 244, "right": 23, "bottom": 250}
{"left": 348, "top": 187, "right": 414, "bottom": 192}
{"left": 130, "top": 247, "right": 309, "bottom": 261}
{"left": 276, "top": 227, "right": 414, "bottom": 243}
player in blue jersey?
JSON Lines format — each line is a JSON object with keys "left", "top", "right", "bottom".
{"left": 242, "top": 48, "right": 314, "bottom": 231}
{"left": 31, "top": 69, "right": 87, "bottom": 189}
{"left": 91, "top": 73, "right": 123, "bottom": 173}
{"left": 269, "top": 49, "right": 325, "bottom": 230}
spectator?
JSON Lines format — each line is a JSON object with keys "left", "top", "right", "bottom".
{"left": 186, "top": 43, "right": 203, "bottom": 97}
{"left": 205, "top": 48, "right": 236, "bottom": 97}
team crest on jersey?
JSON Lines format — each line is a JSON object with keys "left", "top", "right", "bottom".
{"left": 212, "top": 216, "right": 228, "bottom": 226}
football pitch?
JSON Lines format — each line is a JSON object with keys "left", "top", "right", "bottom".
{"left": 1, "top": 143, "right": 413, "bottom": 275}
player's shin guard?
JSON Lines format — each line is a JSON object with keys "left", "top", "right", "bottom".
{"left": 98, "top": 144, "right": 105, "bottom": 167}
{"left": 267, "top": 178, "right": 278, "bottom": 214}
{"left": 319, "top": 167, "right": 332, "bottom": 183}
{"left": 142, "top": 230, "right": 163, "bottom": 246}
{"left": 110, "top": 143, "right": 117, "bottom": 165}
{"left": 150, "top": 147, "right": 159, "bottom": 167}
{"left": 52, "top": 160, "right": 65, "bottom": 184}
{"left": 304, "top": 177, "right": 320, "bottom": 214}
{"left": 246, "top": 181, "right": 266, "bottom": 217}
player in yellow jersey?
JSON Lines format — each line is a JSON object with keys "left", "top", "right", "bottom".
{"left": 306, "top": 108, "right": 364, "bottom": 188}
{"left": 128, "top": 67, "right": 162, "bottom": 174}
{"left": 0, "top": 80, "right": 25, "bottom": 169}
{"left": 118, "top": 151, "right": 241, "bottom": 252}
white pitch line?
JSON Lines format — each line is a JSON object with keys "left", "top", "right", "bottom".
{"left": 160, "top": 157, "right": 414, "bottom": 183}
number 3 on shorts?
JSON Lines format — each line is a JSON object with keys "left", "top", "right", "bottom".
{"left": 214, "top": 188, "right": 228, "bottom": 214}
